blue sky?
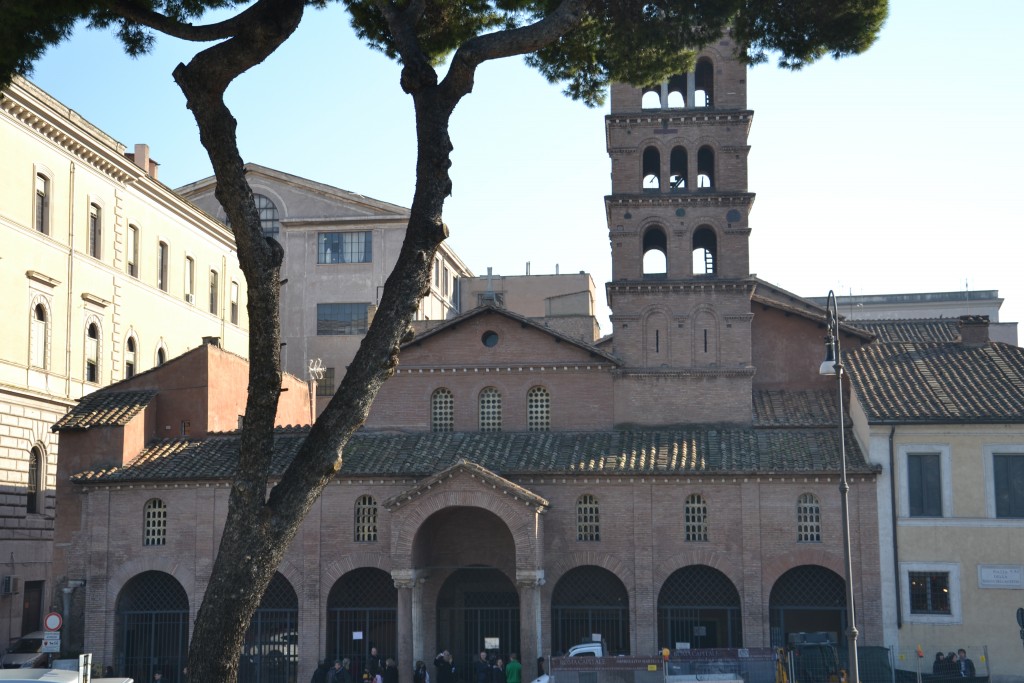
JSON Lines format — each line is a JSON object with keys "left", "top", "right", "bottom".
{"left": 26, "top": 1, "right": 1024, "bottom": 334}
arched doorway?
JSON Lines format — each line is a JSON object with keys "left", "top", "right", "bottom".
{"left": 327, "top": 568, "right": 397, "bottom": 672}
{"left": 115, "top": 571, "right": 189, "bottom": 683}
{"left": 769, "top": 565, "right": 847, "bottom": 647}
{"left": 551, "top": 566, "right": 629, "bottom": 655}
{"left": 657, "top": 566, "right": 742, "bottom": 649}
{"left": 436, "top": 568, "right": 519, "bottom": 674}
{"left": 241, "top": 572, "right": 298, "bottom": 683}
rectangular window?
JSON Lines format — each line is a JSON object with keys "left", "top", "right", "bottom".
{"left": 994, "top": 454, "right": 1024, "bottom": 518}
{"left": 908, "top": 571, "right": 951, "bottom": 615}
{"left": 434, "top": 259, "right": 440, "bottom": 287}
{"left": 158, "top": 242, "right": 168, "bottom": 291}
{"left": 317, "top": 231, "right": 372, "bottom": 264}
{"left": 209, "top": 270, "right": 219, "bottom": 314}
{"left": 185, "top": 257, "right": 195, "bottom": 301}
{"left": 317, "top": 303, "right": 369, "bottom": 335}
{"left": 88, "top": 203, "right": 101, "bottom": 258}
{"left": 127, "top": 225, "right": 139, "bottom": 277}
{"left": 316, "top": 367, "right": 336, "bottom": 396}
{"left": 230, "top": 281, "right": 239, "bottom": 325}
{"left": 35, "top": 174, "right": 49, "bottom": 235}
{"left": 443, "top": 266, "right": 450, "bottom": 297}
{"left": 908, "top": 452, "right": 942, "bottom": 517}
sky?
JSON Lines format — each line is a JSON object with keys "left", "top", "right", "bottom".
{"left": 24, "top": 1, "right": 1024, "bottom": 336}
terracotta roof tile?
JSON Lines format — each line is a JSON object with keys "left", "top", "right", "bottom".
{"left": 752, "top": 390, "right": 840, "bottom": 427}
{"left": 52, "top": 390, "right": 158, "bottom": 431}
{"left": 853, "top": 319, "right": 959, "bottom": 343}
{"left": 845, "top": 341, "right": 1024, "bottom": 422}
{"left": 71, "top": 425, "right": 874, "bottom": 484}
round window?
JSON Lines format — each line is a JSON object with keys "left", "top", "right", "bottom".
{"left": 481, "top": 331, "right": 499, "bottom": 347}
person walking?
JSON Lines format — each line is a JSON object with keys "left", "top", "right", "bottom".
{"left": 505, "top": 654, "right": 522, "bottom": 683}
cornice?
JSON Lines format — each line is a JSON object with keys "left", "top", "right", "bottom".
{"left": 614, "top": 366, "right": 755, "bottom": 379}
{"left": 606, "top": 110, "right": 753, "bottom": 127}
{"left": 605, "top": 192, "right": 755, "bottom": 209}
{"left": 394, "top": 363, "right": 614, "bottom": 376}
{"left": 606, "top": 279, "right": 755, "bottom": 295}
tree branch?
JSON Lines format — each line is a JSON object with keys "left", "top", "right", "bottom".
{"left": 107, "top": 0, "right": 275, "bottom": 42}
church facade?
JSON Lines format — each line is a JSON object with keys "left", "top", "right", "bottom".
{"left": 50, "top": 37, "right": 888, "bottom": 683}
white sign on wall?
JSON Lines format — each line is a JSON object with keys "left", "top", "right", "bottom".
{"left": 978, "top": 565, "right": 1024, "bottom": 589}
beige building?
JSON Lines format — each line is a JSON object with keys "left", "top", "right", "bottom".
{"left": 845, "top": 316, "right": 1024, "bottom": 681}
{"left": 177, "top": 166, "right": 472, "bottom": 413}
{"left": 0, "top": 76, "right": 248, "bottom": 645}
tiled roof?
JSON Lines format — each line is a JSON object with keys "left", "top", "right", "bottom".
{"left": 752, "top": 390, "right": 841, "bottom": 427}
{"left": 845, "top": 341, "right": 1024, "bottom": 423}
{"left": 71, "top": 424, "right": 874, "bottom": 484}
{"left": 853, "top": 319, "right": 959, "bottom": 343}
{"left": 52, "top": 390, "right": 158, "bottom": 431}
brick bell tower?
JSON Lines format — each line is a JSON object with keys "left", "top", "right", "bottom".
{"left": 606, "top": 34, "right": 756, "bottom": 426}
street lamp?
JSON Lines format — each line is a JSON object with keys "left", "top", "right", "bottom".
{"left": 820, "top": 290, "right": 860, "bottom": 683}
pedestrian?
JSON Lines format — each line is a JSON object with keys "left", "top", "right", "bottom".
{"left": 435, "top": 651, "right": 456, "bottom": 683}
{"left": 505, "top": 654, "right": 521, "bottom": 683}
{"left": 311, "top": 660, "right": 330, "bottom": 683}
{"left": 328, "top": 660, "right": 347, "bottom": 683}
{"left": 474, "top": 652, "right": 490, "bottom": 683}
{"left": 383, "top": 659, "right": 398, "bottom": 683}
{"left": 957, "top": 649, "right": 976, "bottom": 678}
{"left": 414, "top": 660, "right": 430, "bottom": 683}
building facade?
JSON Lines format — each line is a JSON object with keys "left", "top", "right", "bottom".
{"left": 0, "top": 76, "right": 249, "bottom": 646}
{"left": 176, "top": 166, "right": 473, "bottom": 414}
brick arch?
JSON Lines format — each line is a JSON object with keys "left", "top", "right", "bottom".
{"left": 320, "top": 551, "right": 393, "bottom": 594}
{"left": 388, "top": 486, "right": 540, "bottom": 571}
{"left": 651, "top": 550, "right": 742, "bottom": 589}
{"left": 108, "top": 560, "right": 196, "bottom": 620}
{"left": 544, "top": 551, "right": 636, "bottom": 595}
{"left": 761, "top": 549, "right": 844, "bottom": 589}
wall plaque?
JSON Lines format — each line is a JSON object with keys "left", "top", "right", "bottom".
{"left": 979, "top": 565, "right": 1023, "bottom": 589}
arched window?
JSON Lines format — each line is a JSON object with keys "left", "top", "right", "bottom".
{"left": 85, "top": 322, "right": 100, "bottom": 383}
{"left": 642, "top": 147, "right": 661, "bottom": 190}
{"left": 669, "top": 147, "right": 688, "bottom": 190}
{"left": 797, "top": 493, "right": 822, "bottom": 542}
{"left": 642, "top": 226, "right": 668, "bottom": 278}
{"left": 157, "top": 346, "right": 167, "bottom": 366}
{"left": 694, "top": 58, "right": 714, "bottom": 108}
{"left": 692, "top": 226, "right": 717, "bottom": 275}
{"left": 685, "top": 493, "right": 708, "bottom": 541}
{"left": 26, "top": 447, "right": 42, "bottom": 515}
{"left": 125, "top": 336, "right": 137, "bottom": 379}
{"left": 479, "top": 387, "right": 502, "bottom": 432}
{"left": 697, "top": 146, "right": 715, "bottom": 188}
{"left": 30, "top": 303, "right": 47, "bottom": 369}
{"left": 35, "top": 173, "right": 50, "bottom": 235}
{"left": 255, "top": 194, "right": 281, "bottom": 238}
{"left": 666, "top": 74, "right": 686, "bottom": 108}
{"left": 355, "top": 495, "right": 378, "bottom": 542}
{"left": 641, "top": 86, "right": 661, "bottom": 109}
{"left": 431, "top": 388, "right": 454, "bottom": 433}
{"left": 576, "top": 494, "right": 600, "bottom": 541}
{"left": 527, "top": 386, "right": 550, "bottom": 431}
{"left": 143, "top": 499, "right": 167, "bottom": 546}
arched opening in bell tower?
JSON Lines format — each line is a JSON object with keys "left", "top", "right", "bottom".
{"left": 642, "top": 147, "right": 661, "bottom": 190}
{"left": 641, "top": 86, "right": 661, "bottom": 109}
{"left": 692, "top": 226, "right": 717, "bottom": 276}
{"left": 697, "top": 146, "right": 715, "bottom": 188}
{"left": 694, "top": 58, "right": 714, "bottom": 108}
{"left": 669, "top": 147, "right": 688, "bottom": 190}
{"left": 642, "top": 226, "right": 668, "bottom": 278}
{"left": 667, "top": 75, "right": 686, "bottom": 108}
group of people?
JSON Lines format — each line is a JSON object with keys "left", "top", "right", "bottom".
{"left": 931, "top": 649, "right": 976, "bottom": 678}
{"left": 469, "top": 651, "right": 523, "bottom": 683}
{"left": 313, "top": 647, "right": 399, "bottom": 683}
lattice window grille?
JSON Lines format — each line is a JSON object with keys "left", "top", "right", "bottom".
{"left": 479, "top": 387, "right": 502, "bottom": 432}
{"left": 576, "top": 494, "right": 600, "bottom": 541}
{"left": 797, "top": 493, "right": 822, "bottom": 542}
{"left": 143, "top": 499, "right": 167, "bottom": 546}
{"left": 432, "top": 388, "right": 454, "bottom": 432}
{"left": 527, "top": 386, "right": 551, "bottom": 431}
{"left": 685, "top": 493, "right": 708, "bottom": 541}
{"left": 355, "top": 495, "right": 378, "bottom": 542}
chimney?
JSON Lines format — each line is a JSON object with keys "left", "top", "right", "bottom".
{"left": 130, "top": 144, "right": 160, "bottom": 180}
{"left": 958, "top": 315, "right": 990, "bottom": 346}
{"left": 201, "top": 336, "right": 221, "bottom": 347}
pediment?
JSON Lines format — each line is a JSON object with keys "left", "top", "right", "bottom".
{"left": 382, "top": 459, "right": 548, "bottom": 512}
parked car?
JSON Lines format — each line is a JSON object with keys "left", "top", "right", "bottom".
{"left": 1, "top": 631, "right": 47, "bottom": 669}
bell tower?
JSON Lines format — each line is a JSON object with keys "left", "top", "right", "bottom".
{"left": 605, "top": 35, "right": 756, "bottom": 426}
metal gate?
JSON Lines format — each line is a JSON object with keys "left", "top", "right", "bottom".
{"left": 551, "top": 566, "right": 629, "bottom": 655}
{"left": 116, "top": 571, "right": 189, "bottom": 683}
{"left": 657, "top": 565, "right": 742, "bottom": 649}
{"left": 240, "top": 573, "right": 298, "bottom": 683}
{"left": 769, "top": 565, "right": 846, "bottom": 648}
{"left": 327, "top": 568, "right": 397, "bottom": 672}
{"left": 437, "top": 568, "right": 519, "bottom": 675}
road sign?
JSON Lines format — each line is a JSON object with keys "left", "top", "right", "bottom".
{"left": 42, "top": 632, "right": 60, "bottom": 653}
{"left": 44, "top": 612, "right": 62, "bottom": 632}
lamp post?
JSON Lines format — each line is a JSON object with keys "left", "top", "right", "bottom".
{"left": 820, "top": 290, "right": 860, "bottom": 683}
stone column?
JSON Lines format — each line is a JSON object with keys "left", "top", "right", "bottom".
{"left": 394, "top": 570, "right": 416, "bottom": 683}
{"left": 412, "top": 575, "right": 428, "bottom": 664}
{"left": 516, "top": 570, "right": 545, "bottom": 679}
